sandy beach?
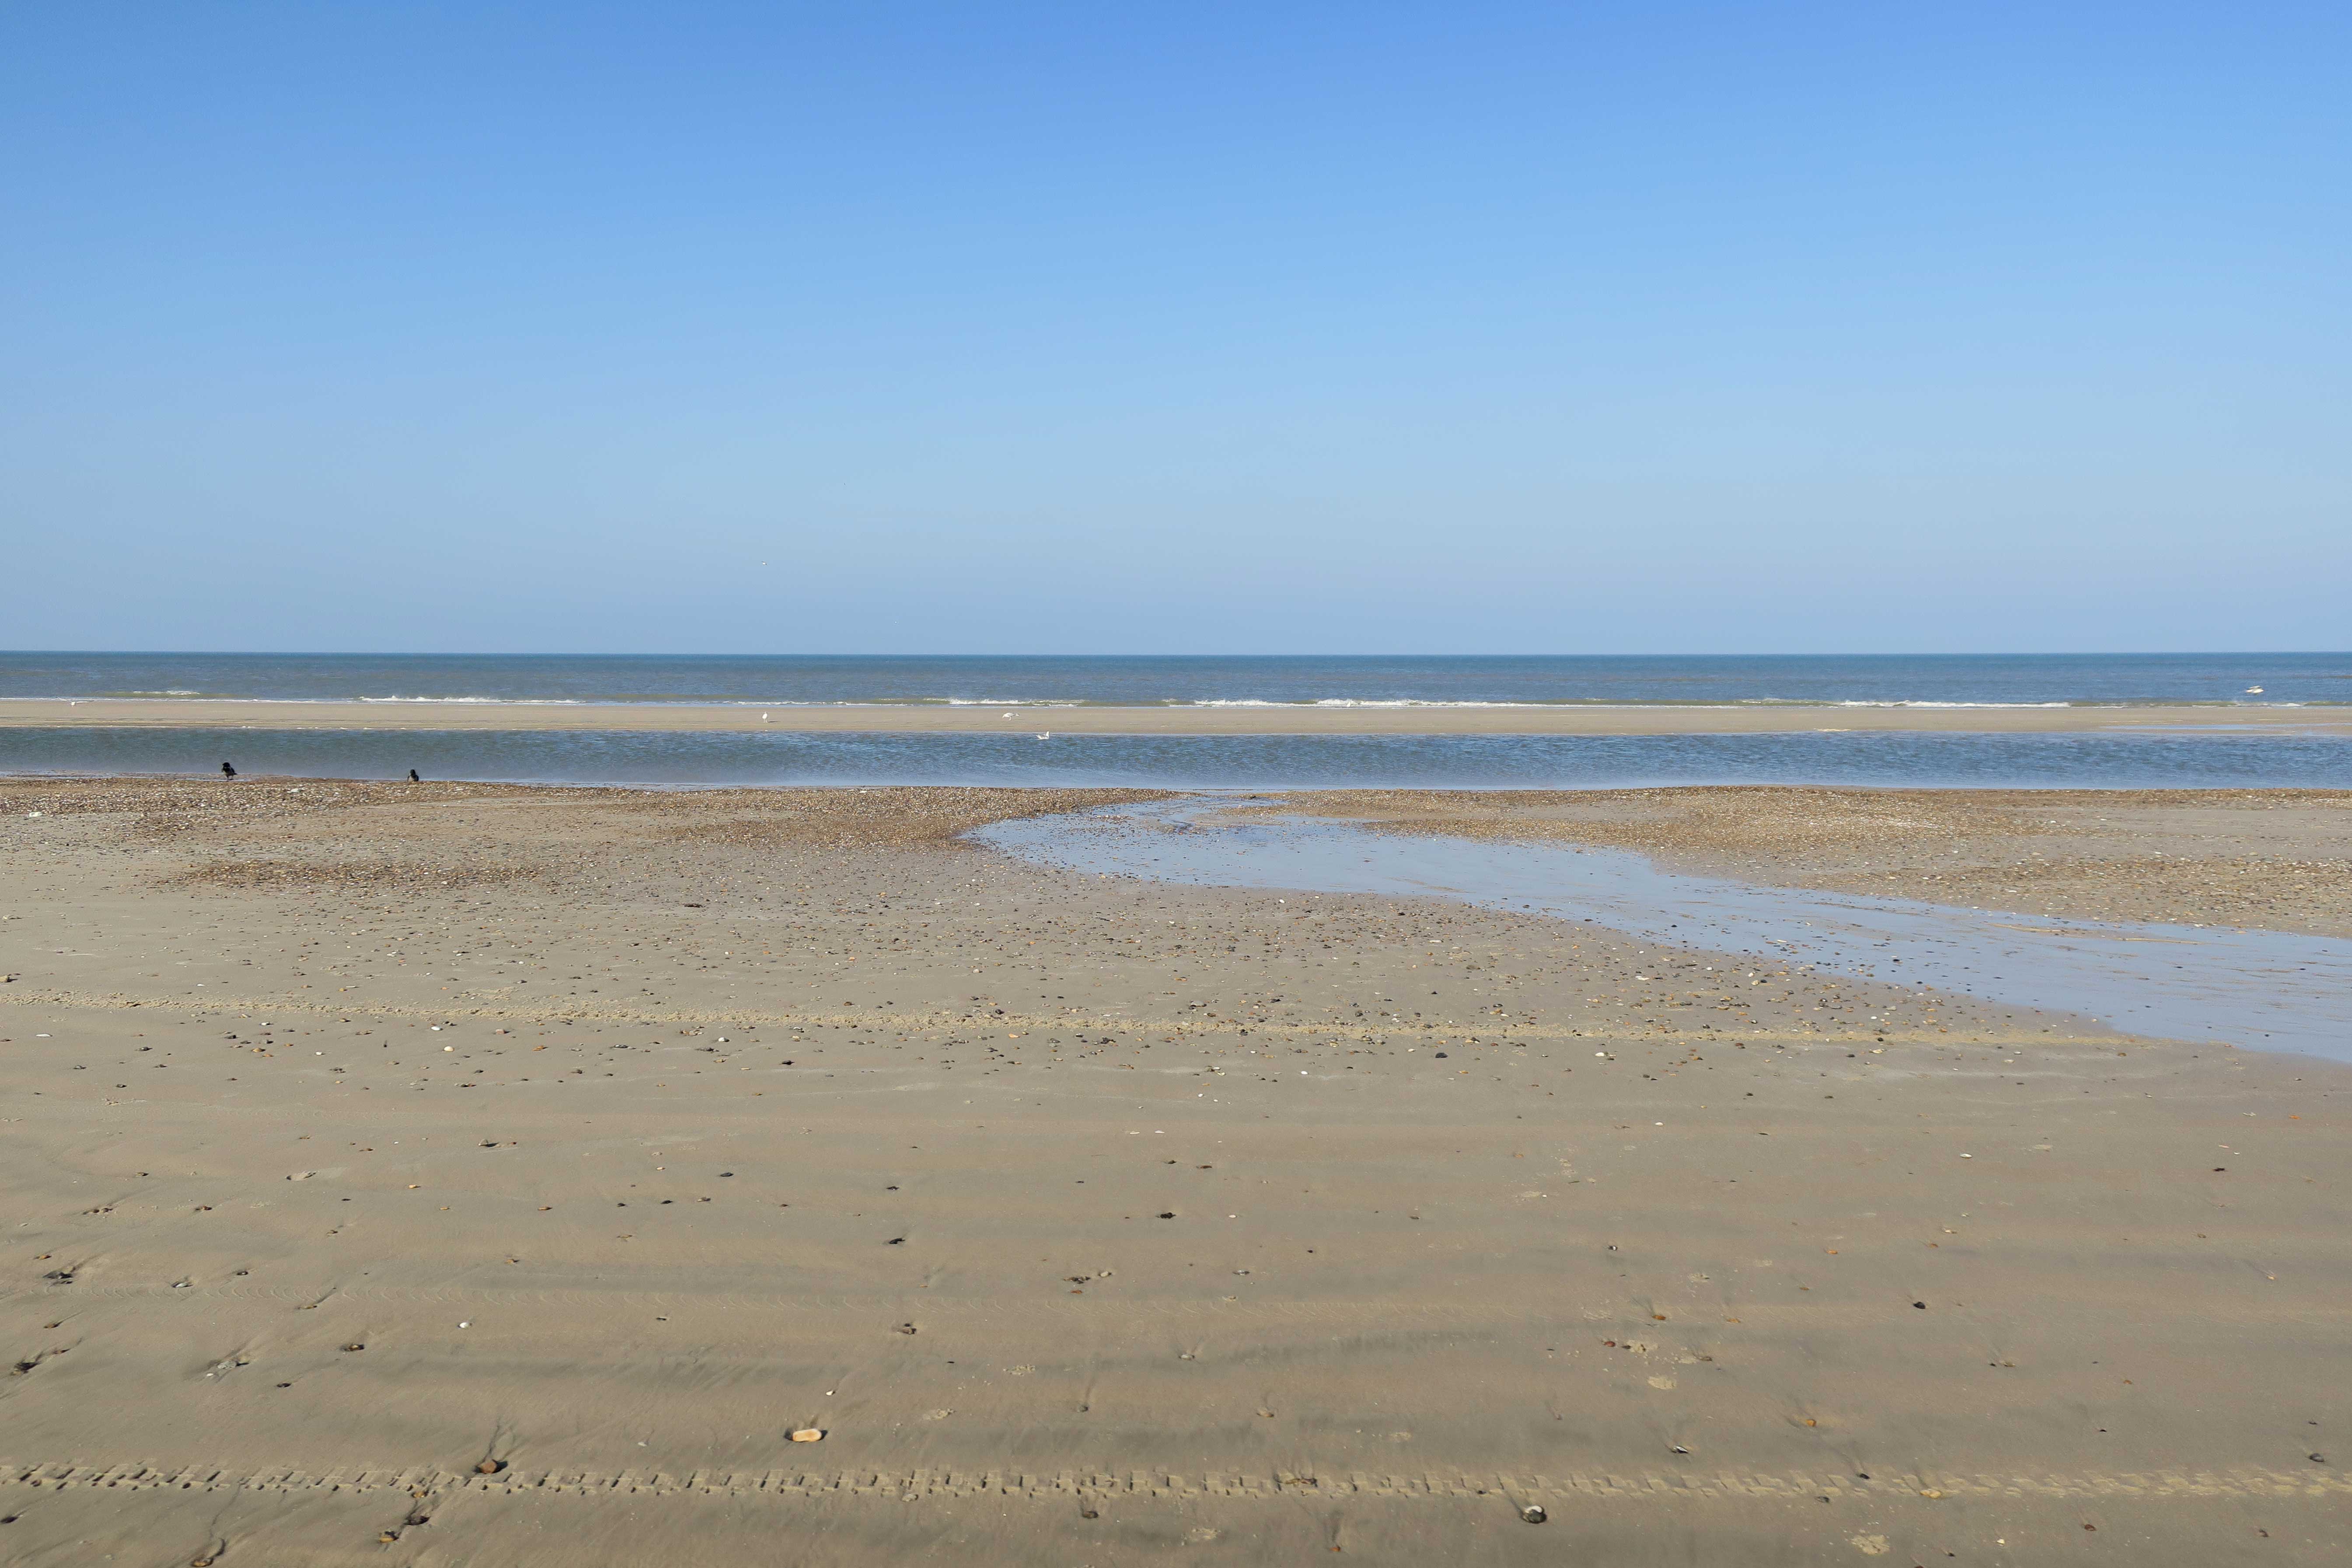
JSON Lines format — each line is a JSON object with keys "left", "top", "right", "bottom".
{"left": 1281, "top": 787, "right": 2352, "bottom": 938}
{"left": 3, "top": 779, "right": 2346, "bottom": 1565}
{"left": 5, "top": 698, "right": 2349, "bottom": 736}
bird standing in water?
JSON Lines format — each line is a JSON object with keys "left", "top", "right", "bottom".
{"left": 220, "top": 762, "right": 237, "bottom": 779}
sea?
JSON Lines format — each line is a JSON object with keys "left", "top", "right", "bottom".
{"left": 3, "top": 652, "right": 2348, "bottom": 790}
{"left": 6, "top": 650, "right": 2348, "bottom": 708}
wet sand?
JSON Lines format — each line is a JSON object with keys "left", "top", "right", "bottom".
{"left": 1281, "top": 787, "right": 2352, "bottom": 938}
{"left": 5, "top": 698, "right": 2349, "bottom": 735}
{"left": 3, "top": 779, "right": 2347, "bottom": 1565}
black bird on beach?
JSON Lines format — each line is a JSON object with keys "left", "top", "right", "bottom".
{"left": 408, "top": 769, "right": 421, "bottom": 782}
{"left": 220, "top": 761, "right": 237, "bottom": 779}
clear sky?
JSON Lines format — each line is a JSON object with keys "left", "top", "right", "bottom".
{"left": 4, "top": 2, "right": 2345, "bottom": 654}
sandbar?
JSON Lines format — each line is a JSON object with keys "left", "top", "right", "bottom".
{"left": 4, "top": 697, "right": 2348, "bottom": 735}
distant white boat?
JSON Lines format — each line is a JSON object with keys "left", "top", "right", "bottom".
{"left": 2246, "top": 686, "right": 2265, "bottom": 694}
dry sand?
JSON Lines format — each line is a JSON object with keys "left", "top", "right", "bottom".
{"left": 2, "top": 779, "right": 2347, "bottom": 1565}
{"left": 5, "top": 698, "right": 2350, "bottom": 735}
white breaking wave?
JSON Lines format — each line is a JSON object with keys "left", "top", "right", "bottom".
{"left": 1187, "top": 698, "right": 1549, "bottom": 708}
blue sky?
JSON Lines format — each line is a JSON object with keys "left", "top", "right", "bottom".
{"left": 4, "top": 2, "right": 2345, "bottom": 653}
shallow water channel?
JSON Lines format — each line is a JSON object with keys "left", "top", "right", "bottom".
{"left": 974, "top": 798, "right": 2352, "bottom": 1064}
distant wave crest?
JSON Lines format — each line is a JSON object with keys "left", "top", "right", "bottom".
{"left": 939, "top": 698, "right": 1079, "bottom": 707}
{"left": 1188, "top": 698, "right": 1546, "bottom": 709}
{"left": 355, "top": 695, "right": 587, "bottom": 705}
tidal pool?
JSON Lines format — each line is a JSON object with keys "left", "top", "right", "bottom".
{"left": 975, "top": 798, "right": 2352, "bottom": 1063}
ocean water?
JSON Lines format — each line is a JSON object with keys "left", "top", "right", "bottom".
{"left": 7, "top": 654, "right": 2346, "bottom": 789}
{"left": 4, "top": 650, "right": 2348, "bottom": 707}
{"left": 4, "top": 727, "right": 2349, "bottom": 790}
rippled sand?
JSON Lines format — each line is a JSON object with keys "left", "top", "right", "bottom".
{"left": 2, "top": 779, "right": 2345, "bottom": 1565}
